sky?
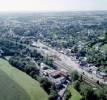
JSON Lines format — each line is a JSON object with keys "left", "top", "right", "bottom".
{"left": 0, "top": 0, "right": 107, "bottom": 12}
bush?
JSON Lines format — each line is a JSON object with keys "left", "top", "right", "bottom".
{"left": 94, "top": 89, "right": 107, "bottom": 100}
{"left": 48, "top": 89, "right": 58, "bottom": 100}
{"left": 74, "top": 80, "right": 80, "bottom": 92}
{"left": 64, "top": 90, "right": 72, "bottom": 100}
{"left": 40, "top": 78, "right": 52, "bottom": 94}
{"left": 71, "top": 71, "right": 79, "bottom": 81}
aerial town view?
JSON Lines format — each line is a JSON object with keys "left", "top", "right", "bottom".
{"left": 0, "top": 0, "right": 107, "bottom": 100}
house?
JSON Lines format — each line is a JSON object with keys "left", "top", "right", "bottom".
{"left": 49, "top": 70, "right": 66, "bottom": 85}
{"left": 80, "top": 60, "right": 87, "bottom": 66}
{"left": 90, "top": 66, "right": 98, "bottom": 71}
{"left": 96, "top": 72, "right": 107, "bottom": 79}
{"left": 85, "top": 66, "right": 98, "bottom": 74}
{"left": 104, "top": 77, "right": 107, "bottom": 82}
{"left": 92, "top": 71, "right": 97, "bottom": 75}
{"left": 40, "top": 63, "right": 68, "bottom": 88}
{"left": 82, "top": 67, "right": 90, "bottom": 72}
{"left": 40, "top": 63, "right": 48, "bottom": 69}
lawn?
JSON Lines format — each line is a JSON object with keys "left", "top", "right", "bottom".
{"left": 68, "top": 85, "right": 82, "bottom": 100}
{"left": 0, "top": 58, "right": 48, "bottom": 100}
{"left": 101, "top": 44, "right": 107, "bottom": 52}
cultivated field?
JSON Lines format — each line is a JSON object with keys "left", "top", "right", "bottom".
{"left": 0, "top": 58, "right": 48, "bottom": 100}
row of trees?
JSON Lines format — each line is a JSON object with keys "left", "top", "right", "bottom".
{"left": 9, "top": 56, "right": 39, "bottom": 78}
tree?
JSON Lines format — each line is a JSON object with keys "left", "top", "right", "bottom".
{"left": 105, "top": 32, "right": 107, "bottom": 39}
{"left": 79, "top": 75, "right": 83, "bottom": 82}
{"left": 94, "top": 89, "right": 106, "bottom": 100}
{"left": 74, "top": 80, "right": 80, "bottom": 91}
{"left": 71, "top": 71, "right": 79, "bottom": 81}
{"left": 40, "top": 78, "right": 52, "bottom": 94}
{"left": 48, "top": 89, "right": 58, "bottom": 100}
{"left": 71, "top": 46, "right": 78, "bottom": 53}
{"left": 43, "top": 55, "right": 53, "bottom": 67}
{"left": 80, "top": 84, "right": 94, "bottom": 100}
{"left": 64, "top": 90, "right": 72, "bottom": 100}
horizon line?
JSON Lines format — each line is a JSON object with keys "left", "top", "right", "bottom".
{"left": 0, "top": 10, "right": 107, "bottom": 13}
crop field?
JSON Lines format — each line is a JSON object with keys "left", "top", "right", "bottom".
{"left": 0, "top": 58, "right": 48, "bottom": 100}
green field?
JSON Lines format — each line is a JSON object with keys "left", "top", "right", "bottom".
{"left": 0, "top": 58, "right": 48, "bottom": 100}
{"left": 68, "top": 85, "right": 82, "bottom": 100}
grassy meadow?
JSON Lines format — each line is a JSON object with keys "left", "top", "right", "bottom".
{"left": 0, "top": 58, "right": 48, "bottom": 100}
